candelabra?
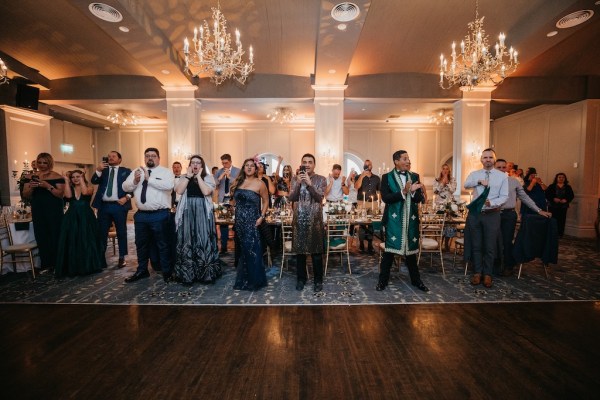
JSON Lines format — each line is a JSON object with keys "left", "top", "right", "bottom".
{"left": 0, "top": 57, "right": 9, "bottom": 85}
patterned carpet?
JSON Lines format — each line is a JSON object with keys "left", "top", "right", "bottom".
{"left": 1, "top": 226, "right": 599, "bottom": 305}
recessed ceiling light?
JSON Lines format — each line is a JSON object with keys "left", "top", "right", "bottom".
{"left": 328, "top": 69, "right": 336, "bottom": 74}
{"left": 337, "top": 23, "right": 347, "bottom": 31}
{"left": 505, "top": 109, "right": 511, "bottom": 113}
{"left": 361, "top": 108, "right": 366, "bottom": 111}
{"left": 119, "top": 26, "right": 129, "bottom": 32}
{"left": 89, "top": 3, "right": 123, "bottom": 23}
{"left": 401, "top": 108, "right": 407, "bottom": 112}
{"left": 161, "top": 69, "right": 170, "bottom": 75}
{"left": 242, "top": 108, "right": 247, "bottom": 112}
{"left": 547, "top": 30, "right": 558, "bottom": 37}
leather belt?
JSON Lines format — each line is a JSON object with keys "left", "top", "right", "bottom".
{"left": 501, "top": 208, "right": 515, "bottom": 212}
{"left": 481, "top": 208, "right": 500, "bottom": 214}
{"left": 137, "top": 208, "right": 169, "bottom": 214}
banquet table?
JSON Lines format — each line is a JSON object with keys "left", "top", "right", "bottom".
{"left": 1, "top": 217, "right": 40, "bottom": 274}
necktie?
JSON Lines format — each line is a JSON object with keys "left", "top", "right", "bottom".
{"left": 224, "top": 175, "right": 230, "bottom": 194}
{"left": 106, "top": 167, "right": 115, "bottom": 197}
{"left": 141, "top": 169, "right": 151, "bottom": 204}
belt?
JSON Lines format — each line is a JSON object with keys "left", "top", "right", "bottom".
{"left": 481, "top": 208, "right": 500, "bottom": 214}
{"left": 137, "top": 208, "right": 169, "bottom": 214}
{"left": 501, "top": 208, "right": 515, "bottom": 212}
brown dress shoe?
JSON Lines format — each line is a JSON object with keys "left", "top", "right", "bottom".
{"left": 483, "top": 275, "right": 493, "bottom": 288}
{"left": 471, "top": 273, "right": 481, "bottom": 285}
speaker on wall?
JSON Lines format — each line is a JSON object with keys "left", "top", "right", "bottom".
{"left": 16, "top": 84, "right": 39, "bottom": 110}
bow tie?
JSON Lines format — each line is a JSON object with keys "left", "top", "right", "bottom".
{"left": 397, "top": 170, "right": 407, "bottom": 176}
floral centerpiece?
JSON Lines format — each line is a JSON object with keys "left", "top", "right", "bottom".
{"left": 213, "top": 202, "right": 233, "bottom": 219}
{"left": 436, "top": 197, "right": 466, "bottom": 218}
{"left": 324, "top": 200, "right": 352, "bottom": 215}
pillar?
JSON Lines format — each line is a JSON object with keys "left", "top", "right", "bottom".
{"left": 312, "top": 85, "right": 346, "bottom": 176}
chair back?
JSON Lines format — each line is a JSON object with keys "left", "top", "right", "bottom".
{"left": 326, "top": 214, "right": 350, "bottom": 250}
{"left": 0, "top": 215, "right": 10, "bottom": 249}
{"left": 419, "top": 213, "right": 445, "bottom": 248}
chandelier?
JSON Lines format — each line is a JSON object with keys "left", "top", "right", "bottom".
{"left": 183, "top": 3, "right": 254, "bottom": 85}
{"left": 439, "top": 0, "right": 518, "bottom": 90}
{"left": 0, "top": 58, "right": 9, "bottom": 85}
{"left": 429, "top": 109, "right": 454, "bottom": 125}
{"left": 107, "top": 111, "right": 139, "bottom": 127}
{"left": 267, "top": 108, "right": 296, "bottom": 124}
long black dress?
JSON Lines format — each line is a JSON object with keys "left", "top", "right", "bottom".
{"left": 233, "top": 189, "right": 267, "bottom": 291}
{"left": 28, "top": 177, "right": 65, "bottom": 270}
{"left": 55, "top": 192, "right": 105, "bottom": 277}
{"left": 174, "top": 178, "right": 221, "bottom": 284}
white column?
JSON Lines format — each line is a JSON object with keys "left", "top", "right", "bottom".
{"left": 162, "top": 85, "right": 201, "bottom": 166}
{"left": 312, "top": 85, "right": 346, "bottom": 176}
{"left": 452, "top": 86, "right": 495, "bottom": 197}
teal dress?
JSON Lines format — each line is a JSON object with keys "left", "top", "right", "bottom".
{"left": 55, "top": 192, "right": 105, "bottom": 277}
{"left": 28, "top": 177, "right": 65, "bottom": 270}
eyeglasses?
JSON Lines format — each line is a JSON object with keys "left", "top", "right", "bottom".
{"left": 190, "top": 161, "right": 202, "bottom": 165}
{"left": 145, "top": 154, "right": 158, "bottom": 159}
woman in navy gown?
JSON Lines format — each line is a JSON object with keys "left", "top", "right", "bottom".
{"left": 55, "top": 170, "right": 105, "bottom": 277}
{"left": 173, "top": 155, "right": 221, "bottom": 285}
{"left": 21, "top": 153, "right": 65, "bottom": 271}
{"left": 230, "top": 158, "right": 269, "bottom": 291}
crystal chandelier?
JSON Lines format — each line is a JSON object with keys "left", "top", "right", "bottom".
{"left": 0, "top": 58, "right": 9, "bottom": 85}
{"left": 429, "top": 109, "right": 454, "bottom": 125}
{"left": 267, "top": 108, "right": 296, "bottom": 124}
{"left": 439, "top": 0, "right": 518, "bottom": 90}
{"left": 183, "top": 3, "right": 254, "bottom": 85}
{"left": 107, "top": 111, "right": 139, "bottom": 127}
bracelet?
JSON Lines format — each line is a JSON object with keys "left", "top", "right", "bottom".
{"left": 260, "top": 214, "right": 266, "bottom": 219}
{"left": 48, "top": 186, "right": 53, "bottom": 191}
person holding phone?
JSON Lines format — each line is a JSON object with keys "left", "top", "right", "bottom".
{"left": 91, "top": 151, "right": 133, "bottom": 269}
{"left": 522, "top": 167, "right": 548, "bottom": 216}
{"left": 354, "top": 159, "right": 381, "bottom": 254}
{"left": 289, "top": 154, "right": 327, "bottom": 292}
{"left": 21, "top": 153, "right": 66, "bottom": 272}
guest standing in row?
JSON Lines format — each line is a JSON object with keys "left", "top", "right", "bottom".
{"left": 231, "top": 158, "right": 269, "bottom": 291}
{"left": 56, "top": 170, "right": 105, "bottom": 277}
{"left": 522, "top": 167, "right": 547, "bottom": 216}
{"left": 545, "top": 173, "right": 575, "bottom": 238}
{"left": 91, "top": 151, "right": 132, "bottom": 269}
{"left": 173, "top": 155, "right": 221, "bottom": 285}
{"left": 123, "top": 148, "right": 175, "bottom": 283}
{"left": 433, "top": 163, "right": 458, "bottom": 251}
{"left": 355, "top": 159, "right": 380, "bottom": 254}
{"left": 215, "top": 154, "right": 240, "bottom": 254}
{"left": 289, "top": 154, "right": 327, "bottom": 292}
{"left": 376, "top": 150, "right": 429, "bottom": 292}
{"left": 21, "top": 153, "right": 65, "bottom": 271}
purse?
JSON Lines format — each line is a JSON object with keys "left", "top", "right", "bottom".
{"left": 258, "top": 220, "right": 276, "bottom": 249}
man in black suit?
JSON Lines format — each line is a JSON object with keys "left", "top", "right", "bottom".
{"left": 91, "top": 151, "right": 132, "bottom": 269}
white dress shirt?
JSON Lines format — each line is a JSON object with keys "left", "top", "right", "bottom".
{"left": 326, "top": 176, "right": 344, "bottom": 201}
{"left": 97, "top": 165, "right": 121, "bottom": 202}
{"left": 464, "top": 168, "right": 508, "bottom": 210}
{"left": 122, "top": 165, "right": 174, "bottom": 211}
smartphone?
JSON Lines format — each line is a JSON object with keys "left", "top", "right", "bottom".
{"left": 299, "top": 165, "right": 307, "bottom": 173}
{"left": 102, "top": 156, "right": 109, "bottom": 163}
{"left": 363, "top": 165, "right": 369, "bottom": 170}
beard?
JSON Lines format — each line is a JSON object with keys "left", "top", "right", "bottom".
{"left": 146, "top": 160, "right": 155, "bottom": 168}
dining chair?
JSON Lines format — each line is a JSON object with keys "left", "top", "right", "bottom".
{"left": 417, "top": 212, "right": 446, "bottom": 276}
{"left": 108, "top": 222, "right": 117, "bottom": 255}
{"left": 324, "top": 214, "right": 351, "bottom": 276}
{"left": 280, "top": 221, "right": 301, "bottom": 278}
{"left": 0, "top": 214, "right": 38, "bottom": 279}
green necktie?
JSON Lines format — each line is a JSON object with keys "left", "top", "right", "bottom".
{"left": 106, "top": 167, "right": 115, "bottom": 197}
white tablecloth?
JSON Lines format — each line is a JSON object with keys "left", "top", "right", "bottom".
{"left": 1, "top": 220, "right": 40, "bottom": 274}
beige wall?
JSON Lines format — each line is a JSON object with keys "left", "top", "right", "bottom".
{"left": 492, "top": 100, "right": 600, "bottom": 238}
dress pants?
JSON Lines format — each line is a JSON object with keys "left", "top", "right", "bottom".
{"left": 466, "top": 211, "right": 501, "bottom": 276}
{"left": 97, "top": 202, "right": 128, "bottom": 259}
{"left": 499, "top": 209, "right": 518, "bottom": 272}
{"left": 296, "top": 253, "right": 323, "bottom": 284}
{"left": 358, "top": 225, "right": 374, "bottom": 249}
{"left": 378, "top": 252, "right": 421, "bottom": 285}
{"left": 549, "top": 207, "right": 568, "bottom": 237}
{"left": 220, "top": 224, "right": 230, "bottom": 251}
{"left": 133, "top": 209, "right": 171, "bottom": 275}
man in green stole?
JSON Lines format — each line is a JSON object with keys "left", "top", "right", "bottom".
{"left": 376, "top": 150, "right": 429, "bottom": 292}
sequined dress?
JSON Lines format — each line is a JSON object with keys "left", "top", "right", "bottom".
{"left": 233, "top": 189, "right": 267, "bottom": 290}
{"left": 174, "top": 178, "right": 221, "bottom": 284}
{"left": 289, "top": 174, "right": 326, "bottom": 254}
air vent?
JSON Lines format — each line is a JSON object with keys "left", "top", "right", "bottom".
{"left": 331, "top": 2, "right": 360, "bottom": 22}
{"left": 88, "top": 3, "right": 123, "bottom": 23}
{"left": 556, "top": 10, "right": 594, "bottom": 29}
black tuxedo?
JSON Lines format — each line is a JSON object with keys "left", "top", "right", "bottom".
{"left": 91, "top": 166, "right": 132, "bottom": 261}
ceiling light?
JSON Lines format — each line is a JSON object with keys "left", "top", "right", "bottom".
{"left": 556, "top": 10, "right": 594, "bottom": 29}
{"left": 337, "top": 23, "right": 347, "bottom": 31}
{"left": 439, "top": 0, "right": 519, "bottom": 90}
{"left": 107, "top": 110, "right": 139, "bottom": 126}
{"left": 267, "top": 107, "right": 296, "bottom": 124}
{"left": 546, "top": 31, "right": 558, "bottom": 37}
{"left": 428, "top": 109, "right": 454, "bottom": 125}
{"left": 331, "top": 2, "right": 360, "bottom": 22}
{"left": 328, "top": 69, "right": 336, "bottom": 74}
{"left": 161, "top": 69, "right": 171, "bottom": 75}
{"left": 0, "top": 58, "right": 9, "bottom": 85}
{"left": 183, "top": 4, "right": 254, "bottom": 85}
{"left": 119, "top": 26, "right": 129, "bottom": 32}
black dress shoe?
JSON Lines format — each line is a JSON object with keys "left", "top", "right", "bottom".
{"left": 314, "top": 282, "right": 323, "bottom": 292}
{"left": 117, "top": 258, "right": 127, "bottom": 269}
{"left": 124, "top": 271, "right": 150, "bottom": 283}
{"left": 296, "top": 280, "right": 305, "bottom": 291}
{"left": 413, "top": 281, "right": 429, "bottom": 292}
{"left": 375, "top": 282, "right": 387, "bottom": 291}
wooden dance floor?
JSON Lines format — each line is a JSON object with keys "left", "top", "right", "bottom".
{"left": 2, "top": 301, "right": 599, "bottom": 399}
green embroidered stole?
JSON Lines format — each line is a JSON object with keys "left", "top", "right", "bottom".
{"left": 385, "top": 170, "right": 419, "bottom": 255}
